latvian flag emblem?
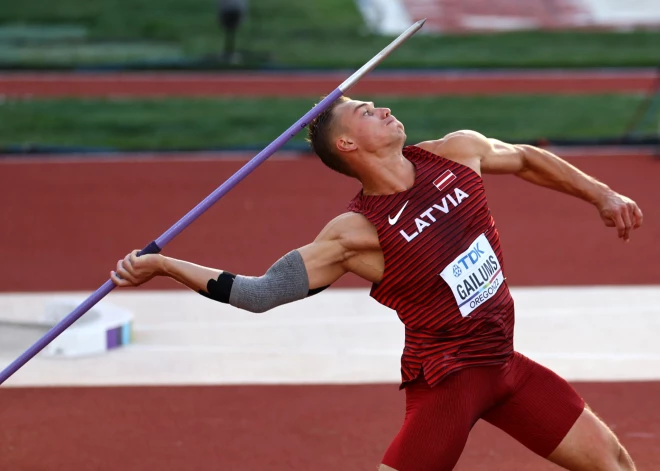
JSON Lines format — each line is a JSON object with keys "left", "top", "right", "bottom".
{"left": 433, "top": 170, "right": 457, "bottom": 192}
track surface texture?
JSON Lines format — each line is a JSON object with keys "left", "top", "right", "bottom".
{"left": 1, "top": 152, "right": 657, "bottom": 292}
{"left": 0, "top": 382, "right": 658, "bottom": 470}
{"left": 0, "top": 69, "right": 656, "bottom": 97}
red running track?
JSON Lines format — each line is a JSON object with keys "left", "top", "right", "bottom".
{"left": 0, "top": 70, "right": 656, "bottom": 97}
{"left": 0, "top": 152, "right": 658, "bottom": 470}
{"left": 1, "top": 382, "right": 659, "bottom": 470}
{"left": 0, "top": 151, "right": 658, "bottom": 291}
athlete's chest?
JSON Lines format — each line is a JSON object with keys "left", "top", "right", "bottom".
{"left": 359, "top": 156, "right": 506, "bottom": 318}
{"left": 345, "top": 148, "right": 491, "bottom": 285}
{"left": 372, "top": 161, "right": 486, "bottom": 249}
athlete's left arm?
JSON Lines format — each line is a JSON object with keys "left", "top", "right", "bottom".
{"left": 445, "top": 130, "right": 643, "bottom": 242}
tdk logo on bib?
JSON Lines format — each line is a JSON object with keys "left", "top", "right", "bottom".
{"left": 454, "top": 243, "right": 485, "bottom": 276}
{"left": 440, "top": 234, "right": 504, "bottom": 317}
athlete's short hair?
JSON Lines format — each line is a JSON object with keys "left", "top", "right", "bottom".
{"left": 306, "top": 96, "right": 356, "bottom": 178}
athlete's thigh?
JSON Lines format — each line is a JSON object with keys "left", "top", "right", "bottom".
{"left": 547, "top": 406, "right": 635, "bottom": 471}
{"left": 481, "top": 352, "right": 585, "bottom": 458}
{"left": 381, "top": 388, "right": 473, "bottom": 471}
{"left": 382, "top": 371, "right": 488, "bottom": 471}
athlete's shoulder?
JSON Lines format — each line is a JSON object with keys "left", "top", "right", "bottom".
{"left": 416, "top": 130, "right": 489, "bottom": 175}
{"left": 315, "top": 212, "right": 380, "bottom": 254}
{"left": 416, "top": 130, "right": 489, "bottom": 156}
{"left": 316, "top": 212, "right": 376, "bottom": 241}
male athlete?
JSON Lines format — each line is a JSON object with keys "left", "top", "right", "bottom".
{"left": 112, "top": 96, "right": 643, "bottom": 470}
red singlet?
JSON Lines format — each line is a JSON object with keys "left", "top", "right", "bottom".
{"left": 347, "top": 145, "right": 515, "bottom": 388}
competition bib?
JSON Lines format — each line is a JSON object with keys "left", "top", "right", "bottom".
{"left": 439, "top": 233, "right": 504, "bottom": 317}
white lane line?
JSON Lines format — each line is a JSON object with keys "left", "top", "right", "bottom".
{"left": 133, "top": 306, "right": 659, "bottom": 331}
{"left": 127, "top": 345, "right": 399, "bottom": 356}
{"left": 134, "top": 316, "right": 397, "bottom": 330}
{"left": 126, "top": 345, "right": 660, "bottom": 361}
{"left": 529, "top": 352, "right": 660, "bottom": 361}
{"left": 5, "top": 299, "right": 654, "bottom": 327}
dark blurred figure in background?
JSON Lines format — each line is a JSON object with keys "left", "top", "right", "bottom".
{"left": 218, "top": 0, "right": 247, "bottom": 62}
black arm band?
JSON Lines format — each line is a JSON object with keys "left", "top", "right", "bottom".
{"left": 307, "top": 285, "right": 329, "bottom": 297}
{"left": 199, "top": 271, "right": 236, "bottom": 304}
{"left": 200, "top": 274, "right": 327, "bottom": 304}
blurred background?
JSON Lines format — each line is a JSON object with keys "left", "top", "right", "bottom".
{"left": 0, "top": 0, "right": 658, "bottom": 151}
{"left": 0, "top": 1, "right": 659, "bottom": 470}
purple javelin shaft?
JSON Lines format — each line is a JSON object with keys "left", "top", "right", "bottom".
{"left": 0, "top": 19, "right": 426, "bottom": 385}
{"left": 0, "top": 89, "right": 341, "bottom": 386}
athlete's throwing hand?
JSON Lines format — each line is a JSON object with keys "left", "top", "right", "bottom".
{"left": 111, "top": 250, "right": 164, "bottom": 287}
{"left": 595, "top": 190, "right": 643, "bottom": 242}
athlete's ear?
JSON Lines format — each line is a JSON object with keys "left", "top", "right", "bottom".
{"left": 336, "top": 137, "right": 356, "bottom": 152}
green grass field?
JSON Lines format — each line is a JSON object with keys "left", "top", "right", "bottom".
{"left": 1, "top": 0, "right": 659, "bottom": 68}
{"left": 1, "top": 95, "right": 653, "bottom": 151}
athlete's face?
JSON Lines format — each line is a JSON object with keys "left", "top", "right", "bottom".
{"left": 333, "top": 100, "right": 406, "bottom": 154}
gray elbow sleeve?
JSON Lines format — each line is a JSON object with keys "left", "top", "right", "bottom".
{"left": 229, "top": 250, "right": 310, "bottom": 313}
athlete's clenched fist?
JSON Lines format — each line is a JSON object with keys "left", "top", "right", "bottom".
{"left": 111, "top": 250, "right": 164, "bottom": 287}
{"left": 595, "top": 190, "right": 643, "bottom": 242}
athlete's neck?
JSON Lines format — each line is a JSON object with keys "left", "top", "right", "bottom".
{"left": 359, "top": 152, "right": 416, "bottom": 196}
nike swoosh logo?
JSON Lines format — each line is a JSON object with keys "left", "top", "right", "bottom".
{"left": 388, "top": 200, "right": 409, "bottom": 225}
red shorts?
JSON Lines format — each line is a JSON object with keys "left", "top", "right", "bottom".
{"left": 382, "top": 352, "right": 585, "bottom": 471}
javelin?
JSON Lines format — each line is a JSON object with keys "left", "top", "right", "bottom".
{"left": 0, "top": 19, "right": 426, "bottom": 385}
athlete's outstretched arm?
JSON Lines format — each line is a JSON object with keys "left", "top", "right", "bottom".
{"left": 110, "top": 216, "right": 354, "bottom": 313}
{"left": 441, "top": 130, "right": 643, "bottom": 242}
